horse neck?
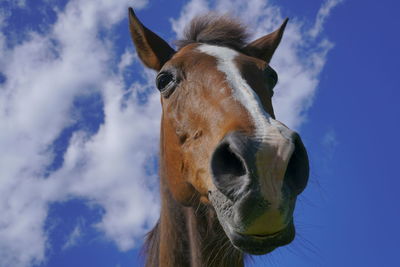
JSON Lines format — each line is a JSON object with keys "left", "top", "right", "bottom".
{"left": 144, "top": 179, "right": 244, "bottom": 267}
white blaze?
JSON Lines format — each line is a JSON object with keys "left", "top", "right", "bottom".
{"left": 198, "top": 44, "right": 275, "bottom": 137}
{"left": 198, "top": 44, "right": 295, "bottom": 205}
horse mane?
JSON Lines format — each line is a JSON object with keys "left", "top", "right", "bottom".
{"left": 175, "top": 13, "right": 249, "bottom": 51}
{"left": 141, "top": 220, "right": 160, "bottom": 267}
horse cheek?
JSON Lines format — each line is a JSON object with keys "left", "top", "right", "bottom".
{"left": 162, "top": 121, "right": 199, "bottom": 206}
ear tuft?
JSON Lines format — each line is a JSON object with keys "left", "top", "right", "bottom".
{"left": 243, "top": 18, "right": 289, "bottom": 63}
{"left": 129, "top": 8, "right": 175, "bottom": 71}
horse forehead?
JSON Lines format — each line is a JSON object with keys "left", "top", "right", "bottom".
{"left": 196, "top": 44, "right": 259, "bottom": 86}
{"left": 197, "top": 44, "right": 273, "bottom": 135}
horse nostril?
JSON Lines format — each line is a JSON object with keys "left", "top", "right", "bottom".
{"left": 212, "top": 143, "right": 246, "bottom": 177}
{"left": 211, "top": 141, "right": 247, "bottom": 199}
{"left": 285, "top": 134, "right": 310, "bottom": 195}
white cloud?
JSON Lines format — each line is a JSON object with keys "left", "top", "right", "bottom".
{"left": 16, "top": 0, "right": 26, "bottom": 8}
{"left": 0, "top": 0, "right": 154, "bottom": 266}
{"left": 322, "top": 128, "right": 339, "bottom": 157}
{"left": 170, "top": 0, "right": 210, "bottom": 39}
{"left": 0, "top": 0, "right": 339, "bottom": 266}
{"left": 56, "top": 76, "right": 161, "bottom": 251}
{"left": 62, "top": 219, "right": 84, "bottom": 250}
{"left": 309, "top": 0, "right": 344, "bottom": 38}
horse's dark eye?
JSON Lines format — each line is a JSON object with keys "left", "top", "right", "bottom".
{"left": 264, "top": 66, "right": 278, "bottom": 95}
{"left": 156, "top": 72, "right": 175, "bottom": 92}
{"left": 265, "top": 66, "right": 278, "bottom": 86}
{"left": 269, "top": 69, "right": 278, "bottom": 86}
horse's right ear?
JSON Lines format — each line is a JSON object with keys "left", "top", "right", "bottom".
{"left": 129, "top": 8, "right": 175, "bottom": 71}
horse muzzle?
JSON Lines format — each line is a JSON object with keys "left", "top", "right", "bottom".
{"left": 209, "top": 121, "right": 309, "bottom": 254}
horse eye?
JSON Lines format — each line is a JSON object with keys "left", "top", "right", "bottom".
{"left": 264, "top": 66, "right": 278, "bottom": 91}
{"left": 269, "top": 70, "right": 278, "bottom": 87}
{"left": 156, "top": 72, "right": 175, "bottom": 92}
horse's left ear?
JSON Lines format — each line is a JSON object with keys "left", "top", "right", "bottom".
{"left": 129, "top": 8, "right": 175, "bottom": 71}
{"left": 243, "top": 18, "right": 288, "bottom": 63}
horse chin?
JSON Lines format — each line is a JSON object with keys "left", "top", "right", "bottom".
{"left": 209, "top": 189, "right": 296, "bottom": 255}
{"left": 225, "top": 220, "right": 295, "bottom": 255}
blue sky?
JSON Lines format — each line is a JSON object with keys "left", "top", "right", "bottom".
{"left": 0, "top": 0, "right": 399, "bottom": 266}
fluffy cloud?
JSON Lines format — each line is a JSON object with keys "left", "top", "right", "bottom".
{"left": 55, "top": 74, "right": 161, "bottom": 251}
{"left": 0, "top": 0, "right": 340, "bottom": 266}
{"left": 0, "top": 0, "right": 153, "bottom": 266}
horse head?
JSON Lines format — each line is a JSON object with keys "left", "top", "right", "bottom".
{"left": 129, "top": 8, "right": 309, "bottom": 256}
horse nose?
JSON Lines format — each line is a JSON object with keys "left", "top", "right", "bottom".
{"left": 284, "top": 133, "right": 309, "bottom": 195}
{"left": 210, "top": 131, "right": 309, "bottom": 200}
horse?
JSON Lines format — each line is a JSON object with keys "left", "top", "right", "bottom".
{"left": 128, "top": 8, "right": 310, "bottom": 267}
